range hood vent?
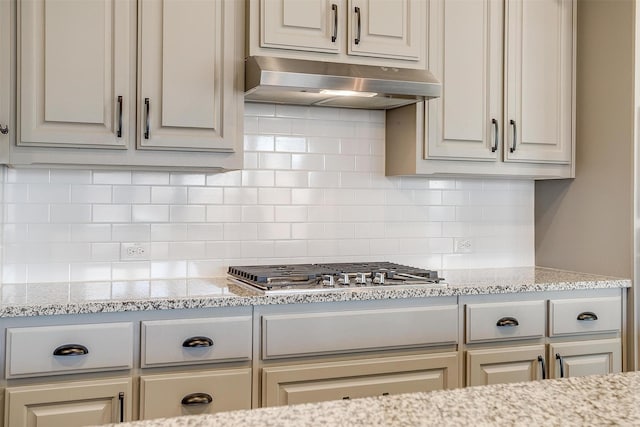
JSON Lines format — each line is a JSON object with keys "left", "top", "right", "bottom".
{"left": 245, "top": 56, "right": 441, "bottom": 110}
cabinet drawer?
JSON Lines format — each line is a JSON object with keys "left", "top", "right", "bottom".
{"left": 262, "top": 305, "right": 458, "bottom": 359}
{"left": 465, "top": 300, "right": 545, "bottom": 343}
{"left": 139, "top": 369, "right": 251, "bottom": 419}
{"left": 141, "top": 317, "right": 252, "bottom": 367}
{"left": 549, "top": 297, "right": 621, "bottom": 336}
{"left": 262, "top": 352, "right": 458, "bottom": 407}
{"left": 6, "top": 322, "right": 133, "bottom": 378}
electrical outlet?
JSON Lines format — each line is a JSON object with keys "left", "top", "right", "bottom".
{"left": 454, "top": 238, "right": 473, "bottom": 254}
{"left": 120, "top": 242, "right": 150, "bottom": 261}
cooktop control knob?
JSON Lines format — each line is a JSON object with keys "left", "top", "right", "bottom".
{"left": 322, "top": 274, "right": 335, "bottom": 287}
{"left": 355, "top": 273, "right": 367, "bottom": 285}
{"left": 373, "top": 272, "right": 385, "bottom": 284}
{"left": 339, "top": 273, "right": 350, "bottom": 286}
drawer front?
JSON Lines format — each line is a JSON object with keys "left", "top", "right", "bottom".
{"left": 262, "top": 305, "right": 458, "bottom": 359}
{"left": 549, "top": 297, "right": 621, "bottom": 336}
{"left": 141, "top": 317, "right": 252, "bottom": 367}
{"left": 6, "top": 322, "right": 133, "bottom": 378}
{"left": 466, "top": 300, "right": 545, "bottom": 343}
{"left": 140, "top": 369, "right": 251, "bottom": 419}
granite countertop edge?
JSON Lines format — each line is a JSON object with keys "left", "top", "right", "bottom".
{"left": 0, "top": 266, "right": 631, "bottom": 318}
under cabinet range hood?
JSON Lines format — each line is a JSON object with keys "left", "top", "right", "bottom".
{"left": 244, "top": 56, "right": 441, "bottom": 110}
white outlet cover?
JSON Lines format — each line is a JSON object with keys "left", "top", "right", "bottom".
{"left": 454, "top": 238, "right": 473, "bottom": 254}
{"left": 120, "top": 242, "right": 151, "bottom": 261}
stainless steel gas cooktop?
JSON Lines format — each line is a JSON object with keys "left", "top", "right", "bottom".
{"left": 227, "top": 262, "right": 446, "bottom": 294}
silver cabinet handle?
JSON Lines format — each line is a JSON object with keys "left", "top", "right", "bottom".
{"left": 555, "top": 353, "right": 565, "bottom": 378}
{"left": 509, "top": 119, "right": 517, "bottom": 153}
{"left": 117, "top": 96, "right": 123, "bottom": 138}
{"left": 491, "top": 118, "right": 498, "bottom": 152}
{"left": 144, "top": 98, "right": 150, "bottom": 139}
{"left": 537, "top": 355, "right": 546, "bottom": 380}
{"left": 181, "top": 393, "right": 213, "bottom": 406}
{"left": 0, "top": 124, "right": 8, "bottom": 135}
{"left": 331, "top": 4, "right": 338, "bottom": 42}
{"left": 354, "top": 6, "right": 361, "bottom": 45}
{"left": 577, "top": 311, "right": 598, "bottom": 321}
{"left": 53, "top": 344, "right": 89, "bottom": 356}
{"left": 496, "top": 316, "right": 519, "bottom": 327}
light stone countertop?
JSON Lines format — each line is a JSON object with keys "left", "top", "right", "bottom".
{"left": 0, "top": 267, "right": 630, "bottom": 318}
{"left": 102, "top": 371, "right": 640, "bottom": 427}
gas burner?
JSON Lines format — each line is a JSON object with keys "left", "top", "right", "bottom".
{"left": 227, "top": 262, "right": 445, "bottom": 294}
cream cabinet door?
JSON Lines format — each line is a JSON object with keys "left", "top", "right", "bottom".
{"left": 466, "top": 345, "right": 546, "bottom": 386}
{"left": 139, "top": 369, "right": 251, "bottom": 420}
{"left": 504, "top": 0, "right": 573, "bottom": 163}
{"left": 0, "top": 0, "right": 11, "bottom": 162}
{"left": 5, "top": 378, "right": 132, "bottom": 427}
{"left": 260, "top": 0, "right": 343, "bottom": 53}
{"left": 347, "top": 0, "right": 424, "bottom": 61}
{"left": 138, "top": 0, "right": 239, "bottom": 152}
{"left": 549, "top": 339, "right": 621, "bottom": 379}
{"left": 18, "top": 0, "right": 135, "bottom": 148}
{"left": 262, "top": 352, "right": 458, "bottom": 407}
{"left": 426, "top": 0, "right": 503, "bottom": 161}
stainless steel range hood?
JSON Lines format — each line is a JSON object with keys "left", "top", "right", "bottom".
{"left": 244, "top": 56, "right": 441, "bottom": 110}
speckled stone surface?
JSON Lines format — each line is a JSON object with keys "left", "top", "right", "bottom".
{"left": 102, "top": 372, "right": 640, "bottom": 427}
{"left": 0, "top": 267, "right": 630, "bottom": 318}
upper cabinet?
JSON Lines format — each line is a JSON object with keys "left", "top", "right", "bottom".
{"left": 249, "top": 0, "right": 426, "bottom": 68}
{"left": 386, "top": 0, "right": 575, "bottom": 179}
{"left": 11, "top": 0, "right": 243, "bottom": 171}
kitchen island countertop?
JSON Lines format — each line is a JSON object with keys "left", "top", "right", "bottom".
{"left": 102, "top": 371, "right": 640, "bottom": 426}
{"left": 0, "top": 266, "right": 630, "bottom": 317}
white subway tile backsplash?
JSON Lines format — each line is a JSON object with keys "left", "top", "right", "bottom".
{"left": 151, "top": 224, "right": 188, "bottom": 241}
{"left": 244, "top": 135, "right": 274, "bottom": 152}
{"left": 132, "top": 205, "right": 170, "bottom": 223}
{"left": 151, "top": 186, "right": 188, "bottom": 204}
{"left": 113, "top": 186, "right": 151, "bottom": 204}
{"left": 71, "top": 224, "right": 111, "bottom": 242}
{"left": 93, "top": 171, "right": 132, "bottom": 185}
{"left": 112, "top": 224, "right": 150, "bottom": 242}
{"left": 93, "top": 205, "right": 131, "bottom": 223}
{"left": 170, "top": 205, "right": 206, "bottom": 223}
{"left": 1, "top": 105, "right": 534, "bottom": 284}
{"left": 72, "top": 185, "right": 112, "bottom": 204}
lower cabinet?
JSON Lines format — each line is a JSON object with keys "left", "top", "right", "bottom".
{"left": 5, "top": 378, "right": 132, "bottom": 427}
{"left": 549, "top": 338, "right": 621, "bottom": 379}
{"left": 466, "top": 345, "right": 546, "bottom": 386}
{"left": 262, "top": 352, "right": 458, "bottom": 407}
{"left": 139, "top": 368, "right": 252, "bottom": 420}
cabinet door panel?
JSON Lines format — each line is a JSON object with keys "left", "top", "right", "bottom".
{"left": 466, "top": 345, "right": 545, "bottom": 386}
{"left": 504, "top": 0, "right": 573, "bottom": 163}
{"left": 139, "top": 0, "right": 236, "bottom": 151}
{"left": 261, "top": 0, "right": 342, "bottom": 53}
{"left": 19, "top": 0, "right": 133, "bottom": 148}
{"left": 426, "top": 0, "right": 502, "bottom": 160}
{"left": 6, "top": 378, "right": 131, "bottom": 427}
{"left": 263, "top": 352, "right": 458, "bottom": 407}
{"left": 549, "top": 339, "right": 621, "bottom": 379}
{"left": 348, "top": 0, "right": 424, "bottom": 61}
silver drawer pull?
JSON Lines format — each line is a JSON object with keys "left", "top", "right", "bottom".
{"left": 577, "top": 311, "right": 598, "bottom": 321}
{"left": 496, "top": 317, "right": 519, "bottom": 327}
{"left": 182, "top": 336, "right": 214, "bottom": 348}
{"left": 181, "top": 393, "right": 213, "bottom": 406}
{"left": 53, "top": 344, "right": 89, "bottom": 356}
